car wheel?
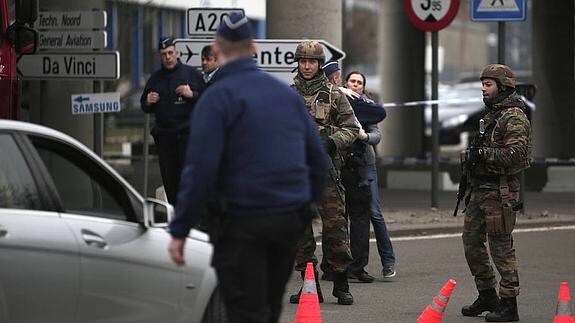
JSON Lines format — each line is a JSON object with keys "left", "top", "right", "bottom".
{"left": 201, "top": 287, "right": 228, "bottom": 323}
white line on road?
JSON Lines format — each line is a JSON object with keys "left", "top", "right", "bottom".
{"left": 315, "top": 225, "right": 575, "bottom": 245}
{"left": 386, "top": 225, "right": 575, "bottom": 242}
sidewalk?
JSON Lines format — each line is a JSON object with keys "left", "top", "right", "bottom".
{"left": 314, "top": 189, "right": 575, "bottom": 238}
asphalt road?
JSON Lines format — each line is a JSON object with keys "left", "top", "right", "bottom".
{"left": 280, "top": 226, "right": 575, "bottom": 322}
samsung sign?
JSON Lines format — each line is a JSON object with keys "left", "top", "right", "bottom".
{"left": 71, "top": 92, "right": 121, "bottom": 115}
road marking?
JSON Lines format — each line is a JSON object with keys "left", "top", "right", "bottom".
{"left": 387, "top": 225, "right": 575, "bottom": 242}
{"left": 315, "top": 225, "right": 575, "bottom": 245}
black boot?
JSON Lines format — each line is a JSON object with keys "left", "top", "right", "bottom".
{"left": 485, "top": 297, "right": 519, "bottom": 322}
{"left": 332, "top": 271, "right": 353, "bottom": 305}
{"left": 289, "top": 270, "right": 324, "bottom": 304}
{"left": 461, "top": 289, "right": 499, "bottom": 316}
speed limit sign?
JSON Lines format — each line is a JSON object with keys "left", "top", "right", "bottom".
{"left": 404, "top": 0, "right": 460, "bottom": 32}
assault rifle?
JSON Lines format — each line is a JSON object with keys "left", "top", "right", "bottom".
{"left": 453, "top": 119, "right": 485, "bottom": 216}
{"left": 319, "top": 126, "right": 346, "bottom": 203}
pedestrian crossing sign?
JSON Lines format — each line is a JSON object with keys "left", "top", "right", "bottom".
{"left": 471, "top": 0, "right": 527, "bottom": 21}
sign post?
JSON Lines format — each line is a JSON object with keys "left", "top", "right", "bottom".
{"left": 17, "top": 52, "right": 120, "bottom": 80}
{"left": 38, "top": 30, "right": 107, "bottom": 50}
{"left": 186, "top": 8, "right": 245, "bottom": 37}
{"left": 30, "top": 9, "right": 117, "bottom": 157}
{"left": 37, "top": 11, "right": 107, "bottom": 30}
{"left": 471, "top": 0, "right": 527, "bottom": 63}
{"left": 70, "top": 92, "right": 121, "bottom": 115}
{"left": 404, "top": 0, "right": 460, "bottom": 208}
{"left": 470, "top": 0, "right": 527, "bottom": 22}
{"left": 174, "top": 38, "right": 345, "bottom": 82}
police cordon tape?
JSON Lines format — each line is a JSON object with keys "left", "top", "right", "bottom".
{"left": 379, "top": 95, "right": 536, "bottom": 111}
{"left": 378, "top": 157, "right": 575, "bottom": 167}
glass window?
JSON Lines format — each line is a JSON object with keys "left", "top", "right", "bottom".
{"left": 0, "top": 134, "right": 42, "bottom": 209}
{"left": 31, "top": 136, "right": 139, "bottom": 222}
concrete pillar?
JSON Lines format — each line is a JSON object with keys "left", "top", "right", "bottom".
{"left": 266, "top": 0, "right": 342, "bottom": 48}
{"left": 378, "top": 0, "right": 425, "bottom": 157}
{"left": 27, "top": 0, "right": 105, "bottom": 148}
{"left": 532, "top": 1, "right": 575, "bottom": 158}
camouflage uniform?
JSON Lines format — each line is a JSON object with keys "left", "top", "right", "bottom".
{"left": 287, "top": 40, "right": 360, "bottom": 306}
{"left": 462, "top": 64, "right": 532, "bottom": 316}
{"left": 292, "top": 70, "right": 360, "bottom": 274}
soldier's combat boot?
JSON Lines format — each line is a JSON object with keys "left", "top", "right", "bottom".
{"left": 485, "top": 297, "right": 519, "bottom": 322}
{"left": 289, "top": 270, "right": 324, "bottom": 304}
{"left": 332, "top": 271, "right": 353, "bottom": 305}
{"left": 461, "top": 288, "right": 499, "bottom": 316}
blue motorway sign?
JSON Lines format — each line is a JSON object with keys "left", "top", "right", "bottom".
{"left": 471, "top": 0, "right": 526, "bottom": 22}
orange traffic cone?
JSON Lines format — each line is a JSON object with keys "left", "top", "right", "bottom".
{"left": 417, "top": 279, "right": 456, "bottom": 323}
{"left": 553, "top": 282, "right": 575, "bottom": 323}
{"left": 294, "top": 262, "right": 322, "bottom": 323}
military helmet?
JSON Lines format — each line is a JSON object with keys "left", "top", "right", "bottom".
{"left": 480, "top": 64, "right": 516, "bottom": 89}
{"left": 294, "top": 40, "right": 325, "bottom": 64}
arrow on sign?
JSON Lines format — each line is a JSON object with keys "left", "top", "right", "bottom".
{"left": 73, "top": 96, "right": 90, "bottom": 103}
{"left": 174, "top": 39, "right": 346, "bottom": 72}
{"left": 322, "top": 42, "right": 345, "bottom": 62}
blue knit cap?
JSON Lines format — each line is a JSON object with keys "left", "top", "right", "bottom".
{"left": 217, "top": 12, "right": 253, "bottom": 42}
{"left": 158, "top": 37, "right": 175, "bottom": 51}
{"left": 322, "top": 60, "right": 340, "bottom": 78}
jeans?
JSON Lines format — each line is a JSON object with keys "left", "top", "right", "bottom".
{"left": 367, "top": 163, "right": 396, "bottom": 267}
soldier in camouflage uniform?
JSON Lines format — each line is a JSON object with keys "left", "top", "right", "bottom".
{"left": 288, "top": 40, "right": 360, "bottom": 306}
{"left": 460, "top": 64, "right": 532, "bottom": 322}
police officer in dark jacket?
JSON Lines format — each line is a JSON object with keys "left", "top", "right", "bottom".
{"left": 140, "top": 37, "right": 205, "bottom": 205}
{"left": 167, "top": 13, "right": 328, "bottom": 323}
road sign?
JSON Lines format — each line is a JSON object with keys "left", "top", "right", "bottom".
{"left": 471, "top": 0, "right": 526, "bottom": 21}
{"left": 17, "top": 51, "right": 120, "bottom": 80}
{"left": 71, "top": 92, "right": 121, "bottom": 115}
{"left": 174, "top": 39, "right": 345, "bottom": 72}
{"left": 404, "top": 0, "right": 460, "bottom": 32}
{"left": 186, "top": 8, "right": 245, "bottom": 37}
{"left": 37, "top": 11, "right": 107, "bottom": 30}
{"left": 38, "top": 31, "right": 107, "bottom": 50}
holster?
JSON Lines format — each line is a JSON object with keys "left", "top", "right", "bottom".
{"left": 485, "top": 176, "right": 517, "bottom": 235}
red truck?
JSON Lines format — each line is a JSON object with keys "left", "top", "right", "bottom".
{"left": 0, "top": 0, "right": 38, "bottom": 119}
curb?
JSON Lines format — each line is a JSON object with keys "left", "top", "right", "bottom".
{"left": 386, "top": 218, "right": 575, "bottom": 238}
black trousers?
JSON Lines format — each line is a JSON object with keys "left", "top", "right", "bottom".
{"left": 212, "top": 211, "right": 305, "bottom": 323}
{"left": 341, "top": 166, "right": 372, "bottom": 274}
{"left": 153, "top": 132, "right": 188, "bottom": 205}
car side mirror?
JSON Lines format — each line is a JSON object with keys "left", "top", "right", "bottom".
{"left": 144, "top": 198, "right": 174, "bottom": 228}
{"left": 7, "top": 23, "right": 38, "bottom": 54}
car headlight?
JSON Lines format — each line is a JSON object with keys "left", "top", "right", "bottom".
{"left": 442, "top": 114, "right": 468, "bottom": 128}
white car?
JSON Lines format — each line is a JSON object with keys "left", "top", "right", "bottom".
{"left": 0, "top": 120, "right": 224, "bottom": 323}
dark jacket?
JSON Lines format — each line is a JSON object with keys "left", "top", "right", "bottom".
{"left": 169, "top": 57, "right": 328, "bottom": 238}
{"left": 140, "top": 60, "right": 205, "bottom": 135}
{"left": 345, "top": 94, "right": 386, "bottom": 166}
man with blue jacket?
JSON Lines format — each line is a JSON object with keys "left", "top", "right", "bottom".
{"left": 140, "top": 37, "right": 205, "bottom": 205}
{"left": 167, "top": 13, "right": 328, "bottom": 323}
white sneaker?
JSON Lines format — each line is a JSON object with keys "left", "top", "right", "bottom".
{"left": 382, "top": 265, "right": 396, "bottom": 279}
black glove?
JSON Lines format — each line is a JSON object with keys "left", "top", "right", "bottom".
{"left": 323, "top": 137, "right": 337, "bottom": 155}
{"left": 467, "top": 147, "right": 483, "bottom": 165}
